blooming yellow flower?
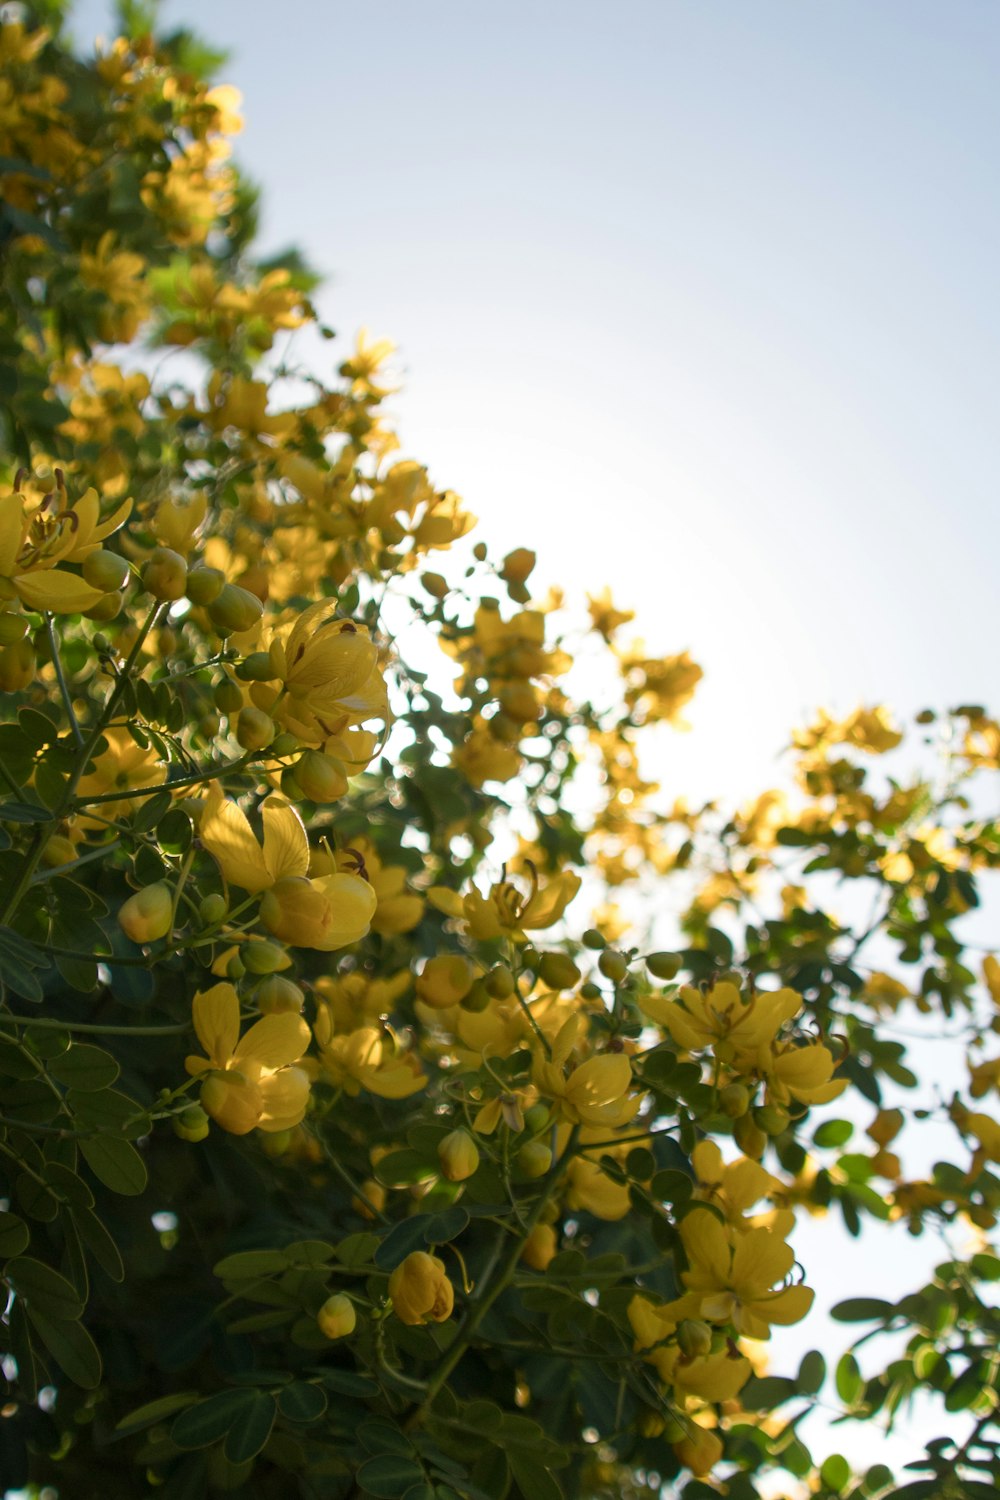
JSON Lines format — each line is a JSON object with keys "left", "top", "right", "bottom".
{"left": 312, "top": 1006, "right": 426, "bottom": 1099}
{"left": 199, "top": 786, "right": 376, "bottom": 950}
{"left": 0, "top": 483, "right": 131, "bottom": 613}
{"left": 668, "top": 1208, "right": 814, "bottom": 1340}
{"left": 764, "top": 1040, "right": 846, "bottom": 1107}
{"left": 532, "top": 1014, "right": 637, "bottom": 1129}
{"left": 628, "top": 1295, "right": 752, "bottom": 1403}
{"left": 428, "top": 866, "right": 581, "bottom": 942}
{"left": 646, "top": 981, "right": 801, "bottom": 1064}
{"left": 253, "top": 602, "right": 388, "bottom": 746}
{"left": 185, "top": 983, "right": 310, "bottom": 1135}
{"left": 689, "top": 1140, "right": 780, "bottom": 1228}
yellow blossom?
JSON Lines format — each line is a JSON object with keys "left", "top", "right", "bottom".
{"left": 387, "top": 1251, "right": 454, "bottom": 1325}
{"left": 532, "top": 1014, "right": 637, "bottom": 1129}
{"left": 184, "top": 983, "right": 310, "bottom": 1135}
{"left": 312, "top": 1007, "right": 425, "bottom": 1099}
{"left": 668, "top": 1208, "right": 814, "bottom": 1340}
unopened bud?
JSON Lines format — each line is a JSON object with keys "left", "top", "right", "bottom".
{"left": 421, "top": 572, "right": 448, "bottom": 599}
{"left": 437, "top": 1128, "right": 480, "bottom": 1182}
{"left": 718, "top": 1082, "right": 750, "bottom": 1119}
{"left": 118, "top": 883, "right": 173, "bottom": 943}
{"left": 538, "top": 952, "right": 581, "bottom": 990}
{"left": 254, "top": 974, "right": 305, "bottom": 1013}
{"left": 676, "top": 1319, "right": 713, "bottom": 1358}
{"left": 582, "top": 928, "right": 607, "bottom": 950}
{"left": 734, "top": 1113, "right": 767, "bottom": 1160}
{"left": 236, "top": 707, "right": 274, "bottom": 751}
{"left": 235, "top": 651, "right": 276, "bottom": 682}
{"left": 172, "top": 1105, "right": 210, "bottom": 1142}
{"left": 82, "top": 548, "right": 129, "bottom": 592}
{"left": 0, "top": 613, "right": 27, "bottom": 646}
{"left": 415, "top": 955, "right": 474, "bottom": 1009}
{"left": 208, "top": 583, "right": 264, "bottom": 636}
{"left": 185, "top": 564, "right": 225, "bottom": 606}
{"left": 753, "top": 1104, "right": 790, "bottom": 1137}
{"left": 142, "top": 547, "right": 188, "bottom": 602}
{"left": 242, "top": 940, "right": 290, "bottom": 975}
{"left": 317, "top": 1293, "right": 356, "bottom": 1340}
{"left": 295, "top": 751, "right": 348, "bottom": 802}
{"left": 199, "top": 893, "right": 228, "bottom": 926}
{"left": 598, "top": 950, "right": 629, "bottom": 983}
{"left": 517, "top": 1141, "right": 552, "bottom": 1179}
{"left": 646, "top": 951, "right": 681, "bottom": 981}
{"left": 83, "top": 589, "right": 124, "bottom": 622}
{"left": 214, "top": 678, "right": 243, "bottom": 714}
{"left": 484, "top": 964, "right": 515, "bottom": 999}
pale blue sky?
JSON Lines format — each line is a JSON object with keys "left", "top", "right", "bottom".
{"left": 66, "top": 4, "right": 999, "bottom": 1478}
{"left": 77, "top": 0, "right": 1000, "bottom": 801}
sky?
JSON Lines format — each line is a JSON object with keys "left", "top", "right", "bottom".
{"left": 64, "top": 0, "right": 1000, "bottom": 1488}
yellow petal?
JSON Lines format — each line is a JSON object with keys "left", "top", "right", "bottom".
{"left": 235, "top": 1011, "right": 310, "bottom": 1070}
{"left": 192, "top": 983, "right": 240, "bottom": 1066}
{"left": 0, "top": 494, "right": 25, "bottom": 577}
{"left": 15, "top": 568, "right": 105, "bottom": 613}
{"left": 261, "top": 796, "right": 310, "bottom": 883}
{"left": 200, "top": 785, "right": 270, "bottom": 893}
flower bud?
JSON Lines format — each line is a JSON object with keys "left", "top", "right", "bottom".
{"left": 317, "top": 1293, "right": 356, "bottom": 1340}
{"left": 520, "top": 1223, "right": 557, "bottom": 1271}
{"left": 421, "top": 572, "right": 448, "bottom": 599}
{"left": 82, "top": 549, "right": 130, "bottom": 592}
{"left": 437, "top": 1128, "right": 480, "bottom": 1183}
{"left": 753, "top": 1104, "right": 790, "bottom": 1137}
{"left": 718, "top": 1082, "right": 750, "bottom": 1119}
{"left": 242, "top": 939, "right": 290, "bottom": 975}
{"left": 387, "top": 1251, "right": 455, "bottom": 1326}
{"left": 41, "top": 834, "right": 76, "bottom": 868}
{"left": 236, "top": 707, "right": 275, "bottom": 751}
{"left": 646, "top": 951, "right": 681, "bottom": 981}
{"left": 254, "top": 974, "right": 305, "bottom": 1013}
{"left": 672, "top": 1426, "right": 723, "bottom": 1477}
{"left": 523, "top": 1103, "right": 551, "bottom": 1134}
{"left": 0, "top": 612, "right": 27, "bottom": 646}
{"left": 0, "top": 639, "right": 35, "bottom": 690}
{"left": 235, "top": 651, "right": 277, "bottom": 682}
{"left": 172, "top": 1105, "right": 210, "bottom": 1142}
{"left": 118, "top": 883, "right": 173, "bottom": 943}
{"left": 214, "top": 678, "right": 244, "bottom": 713}
{"left": 83, "top": 589, "right": 125, "bottom": 622}
{"left": 142, "top": 547, "right": 188, "bottom": 602}
{"left": 199, "top": 893, "right": 228, "bottom": 926}
{"left": 676, "top": 1319, "right": 713, "bottom": 1359}
{"left": 484, "top": 964, "right": 515, "bottom": 999}
{"left": 259, "top": 1129, "right": 292, "bottom": 1158}
{"left": 415, "top": 955, "right": 474, "bottom": 1008}
{"left": 538, "top": 952, "right": 582, "bottom": 990}
{"left": 598, "top": 949, "right": 629, "bottom": 983}
{"left": 517, "top": 1141, "right": 552, "bottom": 1179}
{"left": 227, "top": 953, "right": 246, "bottom": 981}
{"left": 259, "top": 873, "right": 375, "bottom": 951}
{"left": 208, "top": 583, "right": 264, "bottom": 636}
{"left": 295, "top": 751, "right": 348, "bottom": 803}
{"left": 462, "top": 978, "right": 492, "bottom": 1012}
{"left": 185, "top": 564, "right": 225, "bottom": 606}
{"left": 582, "top": 928, "right": 607, "bottom": 950}
{"left": 733, "top": 1113, "right": 767, "bottom": 1160}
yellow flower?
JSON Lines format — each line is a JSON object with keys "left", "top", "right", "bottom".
{"left": 199, "top": 786, "right": 376, "bottom": 951}
{"left": 185, "top": 983, "right": 310, "bottom": 1135}
{"left": 428, "top": 866, "right": 580, "bottom": 942}
{"left": 532, "top": 1015, "right": 637, "bottom": 1129}
{"left": 765, "top": 1040, "right": 847, "bottom": 1107}
{"left": 628, "top": 1295, "right": 752, "bottom": 1403}
{"left": 332, "top": 838, "right": 424, "bottom": 935}
{"left": 312, "top": 1007, "right": 426, "bottom": 1099}
{"left": 647, "top": 981, "right": 801, "bottom": 1064}
{"left": 388, "top": 1251, "right": 455, "bottom": 1325}
{"left": 0, "top": 483, "right": 131, "bottom": 613}
{"left": 669, "top": 1208, "right": 814, "bottom": 1340}
{"left": 255, "top": 602, "right": 388, "bottom": 746}
{"left": 689, "top": 1141, "right": 779, "bottom": 1227}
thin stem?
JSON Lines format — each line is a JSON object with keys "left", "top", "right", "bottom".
{"left": 0, "top": 1014, "right": 189, "bottom": 1035}
{"left": 69, "top": 749, "right": 259, "bottom": 809}
{"left": 43, "top": 612, "right": 83, "bottom": 748}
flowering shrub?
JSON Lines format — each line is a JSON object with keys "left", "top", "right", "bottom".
{"left": 0, "top": 9, "right": 999, "bottom": 1500}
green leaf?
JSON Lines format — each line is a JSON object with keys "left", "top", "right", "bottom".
{"left": 0, "top": 1210, "right": 30, "bottom": 1257}
{"left": 797, "top": 1349, "right": 826, "bottom": 1395}
{"left": 223, "top": 1390, "right": 275, "bottom": 1463}
{"left": 66, "top": 1086, "right": 150, "bottom": 1138}
{"left": 738, "top": 1375, "right": 797, "bottom": 1410}
{"left": 214, "top": 1249, "right": 290, "bottom": 1280}
{"left": 830, "top": 1297, "right": 895, "bottom": 1323}
{"left": 172, "top": 1389, "right": 258, "bottom": 1450}
{"left": 26, "top": 1306, "right": 102, "bottom": 1388}
{"left": 48, "top": 1044, "right": 120, "bottom": 1091}
{"left": 334, "top": 1231, "right": 379, "bottom": 1268}
{"left": 317, "top": 1367, "right": 379, "bottom": 1396}
{"left": 835, "top": 1352, "right": 862, "bottom": 1404}
{"left": 813, "top": 1119, "right": 854, "bottom": 1148}
{"left": 374, "top": 1215, "right": 437, "bottom": 1270}
{"left": 357, "top": 1456, "right": 427, "bottom": 1497}
{"left": 79, "top": 1135, "right": 148, "bottom": 1196}
{"left": 507, "top": 1453, "right": 563, "bottom": 1500}
{"left": 819, "top": 1454, "right": 850, "bottom": 1491}
{"left": 114, "top": 1391, "right": 200, "bottom": 1438}
{"left": 5, "top": 1255, "right": 85, "bottom": 1318}
{"left": 374, "top": 1148, "right": 437, "bottom": 1187}
{"left": 277, "top": 1382, "right": 327, "bottom": 1423}
{"left": 422, "top": 1206, "right": 469, "bottom": 1246}
{"left": 72, "top": 1207, "right": 126, "bottom": 1282}
{"left": 358, "top": 1419, "right": 415, "bottom": 1457}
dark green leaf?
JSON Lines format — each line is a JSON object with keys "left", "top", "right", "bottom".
{"left": 277, "top": 1382, "right": 327, "bottom": 1423}
{"left": 223, "top": 1390, "right": 275, "bottom": 1463}
{"left": 831, "top": 1298, "right": 895, "bottom": 1323}
{"left": 0, "top": 1210, "right": 30, "bottom": 1257}
{"left": 114, "top": 1391, "right": 200, "bottom": 1437}
{"left": 72, "top": 1207, "right": 126, "bottom": 1282}
{"left": 6, "top": 1255, "right": 85, "bottom": 1318}
{"left": 214, "top": 1249, "right": 289, "bottom": 1280}
{"left": 357, "top": 1456, "right": 426, "bottom": 1497}
{"left": 507, "top": 1453, "right": 563, "bottom": 1500}
{"left": 48, "top": 1044, "right": 120, "bottom": 1091}
{"left": 26, "top": 1307, "right": 101, "bottom": 1388}
{"left": 79, "top": 1135, "right": 148, "bottom": 1196}
{"left": 172, "top": 1389, "right": 258, "bottom": 1450}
